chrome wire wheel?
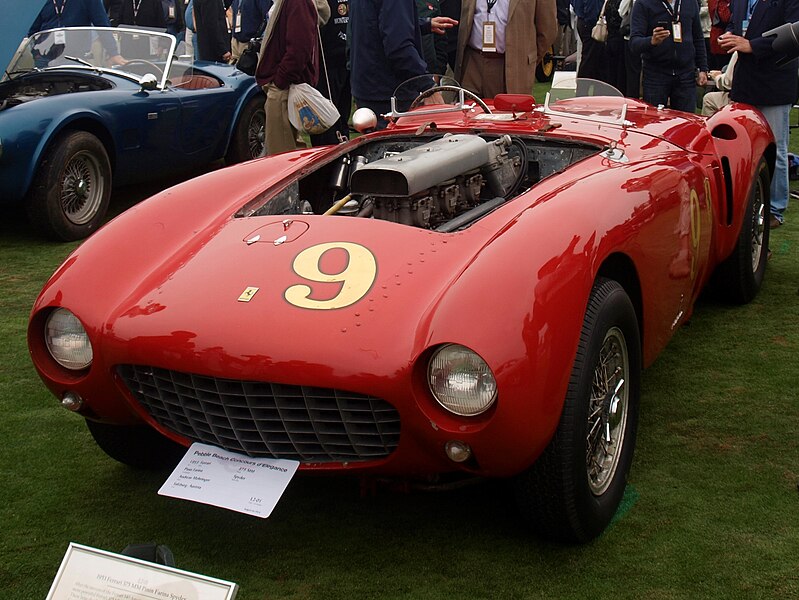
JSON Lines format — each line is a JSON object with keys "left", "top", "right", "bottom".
{"left": 61, "top": 150, "right": 106, "bottom": 226}
{"left": 750, "top": 173, "right": 766, "bottom": 271}
{"left": 586, "top": 326, "right": 629, "bottom": 496}
{"left": 248, "top": 108, "right": 265, "bottom": 159}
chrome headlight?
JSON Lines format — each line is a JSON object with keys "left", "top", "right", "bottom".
{"left": 428, "top": 344, "right": 497, "bottom": 416}
{"left": 44, "top": 309, "right": 93, "bottom": 370}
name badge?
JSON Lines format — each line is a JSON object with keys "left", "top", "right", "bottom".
{"left": 235, "top": 11, "right": 242, "bottom": 33}
{"left": 54, "top": 30, "right": 66, "bottom": 44}
{"left": 742, "top": 19, "right": 749, "bottom": 34}
{"left": 672, "top": 22, "right": 683, "bottom": 42}
{"left": 169, "top": 5, "right": 176, "bottom": 18}
{"left": 482, "top": 21, "right": 497, "bottom": 52}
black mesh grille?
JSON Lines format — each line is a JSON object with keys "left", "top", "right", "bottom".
{"left": 116, "top": 365, "right": 401, "bottom": 462}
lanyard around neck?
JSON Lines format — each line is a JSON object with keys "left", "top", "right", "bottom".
{"left": 660, "top": 0, "right": 680, "bottom": 21}
{"left": 133, "top": 0, "right": 144, "bottom": 20}
{"left": 52, "top": 0, "right": 66, "bottom": 19}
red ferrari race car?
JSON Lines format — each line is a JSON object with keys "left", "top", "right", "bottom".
{"left": 28, "top": 77, "right": 773, "bottom": 542}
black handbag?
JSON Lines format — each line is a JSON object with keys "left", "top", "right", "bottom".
{"left": 235, "top": 16, "right": 268, "bottom": 76}
{"left": 236, "top": 37, "right": 261, "bottom": 76}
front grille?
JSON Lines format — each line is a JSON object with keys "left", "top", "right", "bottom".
{"left": 117, "top": 365, "right": 401, "bottom": 463}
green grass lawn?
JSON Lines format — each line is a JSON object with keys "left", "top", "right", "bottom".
{"left": 0, "top": 109, "right": 797, "bottom": 599}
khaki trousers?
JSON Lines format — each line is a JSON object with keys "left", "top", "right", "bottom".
{"left": 262, "top": 83, "right": 305, "bottom": 155}
{"left": 230, "top": 38, "right": 248, "bottom": 62}
{"left": 460, "top": 46, "right": 507, "bottom": 99}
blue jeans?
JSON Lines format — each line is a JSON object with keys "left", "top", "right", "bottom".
{"left": 642, "top": 71, "right": 697, "bottom": 114}
{"left": 757, "top": 104, "right": 791, "bottom": 223}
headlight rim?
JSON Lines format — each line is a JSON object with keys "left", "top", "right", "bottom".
{"left": 44, "top": 308, "right": 93, "bottom": 371}
{"left": 427, "top": 343, "right": 498, "bottom": 417}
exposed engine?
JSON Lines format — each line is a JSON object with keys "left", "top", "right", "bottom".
{"left": 0, "top": 74, "right": 112, "bottom": 112}
{"left": 240, "top": 132, "right": 597, "bottom": 231}
{"left": 348, "top": 134, "right": 525, "bottom": 230}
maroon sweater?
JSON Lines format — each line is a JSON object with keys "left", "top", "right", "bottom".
{"left": 255, "top": 0, "right": 319, "bottom": 90}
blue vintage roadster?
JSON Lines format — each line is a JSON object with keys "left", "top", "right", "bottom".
{"left": 0, "top": 27, "right": 264, "bottom": 241}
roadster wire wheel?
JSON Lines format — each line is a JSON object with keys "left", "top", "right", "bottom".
{"left": 27, "top": 130, "right": 112, "bottom": 241}
{"left": 586, "top": 327, "right": 629, "bottom": 496}
{"left": 247, "top": 105, "right": 266, "bottom": 159}
{"left": 226, "top": 95, "right": 266, "bottom": 163}
{"left": 61, "top": 150, "right": 106, "bottom": 226}
{"left": 513, "top": 278, "right": 641, "bottom": 543}
{"left": 748, "top": 166, "right": 767, "bottom": 272}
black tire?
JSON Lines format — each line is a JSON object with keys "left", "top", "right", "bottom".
{"left": 86, "top": 420, "right": 186, "bottom": 470}
{"left": 226, "top": 95, "right": 265, "bottom": 164}
{"left": 26, "top": 131, "right": 112, "bottom": 242}
{"left": 711, "top": 158, "right": 770, "bottom": 304}
{"left": 536, "top": 46, "right": 556, "bottom": 83}
{"left": 513, "top": 278, "right": 641, "bottom": 543}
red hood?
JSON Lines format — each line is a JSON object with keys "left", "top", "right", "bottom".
{"left": 64, "top": 212, "right": 497, "bottom": 385}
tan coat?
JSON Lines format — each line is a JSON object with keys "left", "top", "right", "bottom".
{"left": 455, "top": 0, "right": 558, "bottom": 95}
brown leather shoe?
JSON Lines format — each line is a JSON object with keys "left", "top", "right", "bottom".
{"left": 770, "top": 215, "right": 782, "bottom": 229}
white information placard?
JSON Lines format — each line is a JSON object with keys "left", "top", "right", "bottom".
{"left": 46, "top": 542, "right": 237, "bottom": 600}
{"left": 158, "top": 443, "right": 299, "bottom": 518}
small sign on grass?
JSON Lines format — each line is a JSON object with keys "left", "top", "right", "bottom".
{"left": 46, "top": 542, "right": 238, "bottom": 599}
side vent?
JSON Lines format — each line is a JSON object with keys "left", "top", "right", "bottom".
{"left": 720, "top": 156, "right": 734, "bottom": 226}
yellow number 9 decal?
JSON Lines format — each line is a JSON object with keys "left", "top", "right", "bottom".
{"left": 285, "top": 242, "right": 377, "bottom": 310}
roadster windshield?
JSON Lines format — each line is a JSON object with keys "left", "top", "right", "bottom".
{"left": 6, "top": 27, "right": 178, "bottom": 88}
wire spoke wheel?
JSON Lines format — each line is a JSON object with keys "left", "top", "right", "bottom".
{"left": 60, "top": 150, "right": 106, "bottom": 226}
{"left": 513, "top": 278, "right": 640, "bottom": 542}
{"left": 749, "top": 173, "right": 766, "bottom": 271}
{"left": 27, "top": 130, "right": 111, "bottom": 241}
{"left": 586, "top": 327, "right": 629, "bottom": 496}
{"left": 226, "top": 96, "right": 266, "bottom": 164}
{"left": 248, "top": 107, "right": 265, "bottom": 159}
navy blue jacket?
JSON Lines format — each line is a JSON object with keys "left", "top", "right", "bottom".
{"left": 29, "top": 0, "right": 113, "bottom": 35}
{"left": 630, "top": 0, "right": 708, "bottom": 75}
{"left": 231, "top": 0, "right": 272, "bottom": 42}
{"left": 350, "top": 0, "right": 428, "bottom": 102}
{"left": 728, "top": 0, "right": 799, "bottom": 105}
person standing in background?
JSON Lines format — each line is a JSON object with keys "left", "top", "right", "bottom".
{"left": 417, "top": 0, "right": 449, "bottom": 74}
{"left": 441, "top": 0, "right": 462, "bottom": 71}
{"left": 112, "top": 0, "right": 167, "bottom": 29}
{"left": 256, "top": 0, "right": 330, "bottom": 154}
{"left": 455, "top": 0, "right": 558, "bottom": 98}
{"left": 229, "top": 0, "right": 272, "bottom": 62}
{"left": 193, "top": 0, "right": 232, "bottom": 62}
{"left": 311, "top": 0, "right": 351, "bottom": 146}
{"left": 112, "top": 0, "right": 167, "bottom": 57}
{"left": 572, "top": 0, "right": 609, "bottom": 81}
{"left": 719, "top": 0, "right": 799, "bottom": 227}
{"left": 162, "top": 0, "right": 187, "bottom": 42}
{"left": 30, "top": 0, "right": 127, "bottom": 65}
{"left": 629, "top": 0, "right": 708, "bottom": 113}
{"left": 350, "top": 0, "right": 454, "bottom": 129}
{"left": 707, "top": 0, "right": 731, "bottom": 68}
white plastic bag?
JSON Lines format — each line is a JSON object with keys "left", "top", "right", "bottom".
{"left": 287, "top": 83, "right": 340, "bottom": 135}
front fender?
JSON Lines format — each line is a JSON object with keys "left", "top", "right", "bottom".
{"left": 0, "top": 107, "right": 113, "bottom": 205}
